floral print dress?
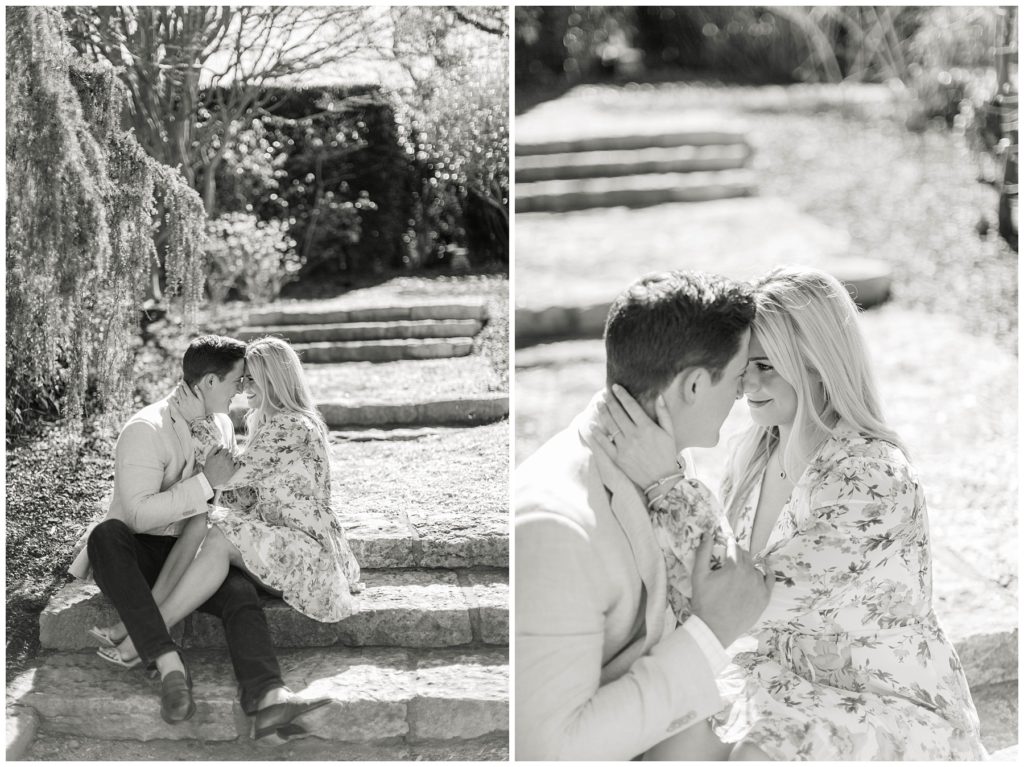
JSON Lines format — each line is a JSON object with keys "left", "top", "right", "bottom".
{"left": 649, "top": 424, "right": 985, "bottom": 761}
{"left": 192, "top": 411, "right": 361, "bottom": 623}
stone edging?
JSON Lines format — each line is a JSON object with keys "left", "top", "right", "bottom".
{"left": 516, "top": 258, "right": 893, "bottom": 346}
{"left": 319, "top": 396, "right": 509, "bottom": 428}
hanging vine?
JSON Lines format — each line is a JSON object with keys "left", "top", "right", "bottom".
{"left": 6, "top": 6, "right": 207, "bottom": 433}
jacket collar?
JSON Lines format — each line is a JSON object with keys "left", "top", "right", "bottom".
{"left": 575, "top": 396, "right": 668, "bottom": 647}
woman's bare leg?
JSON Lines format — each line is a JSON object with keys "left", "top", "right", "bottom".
{"left": 114, "top": 525, "right": 243, "bottom": 662}
{"left": 644, "top": 720, "right": 732, "bottom": 761}
{"left": 100, "top": 514, "right": 210, "bottom": 644}
{"left": 729, "top": 741, "right": 773, "bottom": 761}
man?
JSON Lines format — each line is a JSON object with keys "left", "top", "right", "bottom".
{"left": 515, "top": 271, "right": 773, "bottom": 760}
{"left": 70, "top": 335, "right": 325, "bottom": 739}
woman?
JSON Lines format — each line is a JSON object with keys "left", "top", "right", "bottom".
{"left": 596, "top": 267, "right": 984, "bottom": 760}
{"left": 93, "top": 337, "right": 362, "bottom": 711}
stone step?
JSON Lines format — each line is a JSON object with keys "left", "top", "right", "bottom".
{"left": 516, "top": 119, "right": 748, "bottom": 156}
{"left": 15, "top": 646, "right": 507, "bottom": 744}
{"left": 248, "top": 300, "right": 488, "bottom": 327}
{"left": 321, "top": 397, "right": 509, "bottom": 428}
{"left": 303, "top": 356, "right": 508, "bottom": 428}
{"left": 515, "top": 257, "right": 890, "bottom": 346}
{"left": 306, "top": 356, "right": 503, "bottom": 402}
{"left": 18, "top": 731, "right": 509, "bottom": 761}
{"left": 971, "top": 679, "right": 1018, "bottom": 756}
{"left": 237, "top": 319, "right": 483, "bottom": 344}
{"left": 293, "top": 338, "right": 474, "bottom": 364}
{"left": 515, "top": 197, "right": 890, "bottom": 346}
{"left": 516, "top": 143, "right": 752, "bottom": 183}
{"left": 39, "top": 570, "right": 508, "bottom": 652}
{"left": 516, "top": 170, "right": 756, "bottom": 213}
{"left": 332, "top": 423, "right": 507, "bottom": 570}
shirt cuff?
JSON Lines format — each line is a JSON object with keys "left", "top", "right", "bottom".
{"left": 679, "top": 614, "right": 730, "bottom": 674}
{"left": 196, "top": 471, "right": 214, "bottom": 500}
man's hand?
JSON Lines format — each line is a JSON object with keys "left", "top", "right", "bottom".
{"left": 690, "top": 532, "right": 773, "bottom": 648}
{"left": 170, "top": 380, "right": 206, "bottom": 423}
{"left": 202, "top": 446, "right": 238, "bottom": 488}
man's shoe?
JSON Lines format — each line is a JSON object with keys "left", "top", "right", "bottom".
{"left": 253, "top": 695, "right": 331, "bottom": 741}
{"left": 159, "top": 655, "right": 196, "bottom": 724}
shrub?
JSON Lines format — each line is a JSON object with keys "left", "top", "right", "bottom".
{"left": 209, "top": 85, "right": 414, "bottom": 279}
{"left": 204, "top": 213, "right": 300, "bottom": 304}
{"left": 405, "top": 53, "right": 509, "bottom": 266}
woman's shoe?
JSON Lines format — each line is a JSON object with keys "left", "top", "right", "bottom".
{"left": 252, "top": 696, "right": 331, "bottom": 741}
{"left": 89, "top": 626, "right": 120, "bottom": 648}
{"left": 159, "top": 653, "right": 196, "bottom": 724}
{"left": 96, "top": 645, "right": 141, "bottom": 670}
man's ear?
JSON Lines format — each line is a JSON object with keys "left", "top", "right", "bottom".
{"left": 199, "top": 373, "right": 217, "bottom": 392}
{"left": 672, "top": 368, "right": 707, "bottom": 405}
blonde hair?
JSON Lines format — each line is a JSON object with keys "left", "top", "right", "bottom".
{"left": 243, "top": 337, "right": 331, "bottom": 453}
{"left": 722, "top": 267, "right": 904, "bottom": 524}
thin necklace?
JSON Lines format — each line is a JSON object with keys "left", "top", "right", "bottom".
{"left": 771, "top": 446, "right": 787, "bottom": 480}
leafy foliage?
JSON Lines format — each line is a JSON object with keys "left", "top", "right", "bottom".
{"left": 225, "top": 86, "right": 406, "bottom": 278}
{"left": 204, "top": 213, "right": 300, "bottom": 304}
{"left": 64, "top": 6, "right": 389, "bottom": 216}
{"left": 393, "top": 6, "right": 509, "bottom": 265}
{"left": 5, "top": 7, "right": 205, "bottom": 431}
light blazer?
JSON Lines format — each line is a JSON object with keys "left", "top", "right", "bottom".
{"left": 515, "top": 404, "right": 724, "bottom": 761}
{"left": 69, "top": 395, "right": 232, "bottom": 579}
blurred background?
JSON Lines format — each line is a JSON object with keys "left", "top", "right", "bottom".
{"left": 514, "top": 6, "right": 1017, "bottom": 755}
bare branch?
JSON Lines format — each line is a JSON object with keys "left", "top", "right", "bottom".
{"left": 447, "top": 6, "right": 508, "bottom": 37}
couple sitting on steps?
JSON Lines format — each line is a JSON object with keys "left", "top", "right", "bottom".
{"left": 69, "top": 335, "right": 362, "bottom": 743}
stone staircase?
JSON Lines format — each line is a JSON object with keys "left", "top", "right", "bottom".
{"left": 516, "top": 107, "right": 756, "bottom": 213}
{"left": 8, "top": 297, "right": 509, "bottom": 760}
{"left": 239, "top": 298, "right": 508, "bottom": 428}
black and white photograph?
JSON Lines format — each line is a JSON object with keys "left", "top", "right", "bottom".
{"left": 514, "top": 5, "right": 1017, "bottom": 761}
{"left": 6, "top": 5, "right": 508, "bottom": 760}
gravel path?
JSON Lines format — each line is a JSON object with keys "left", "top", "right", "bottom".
{"left": 306, "top": 356, "right": 504, "bottom": 403}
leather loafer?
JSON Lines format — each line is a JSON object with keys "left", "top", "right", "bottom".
{"left": 253, "top": 696, "right": 331, "bottom": 741}
{"left": 159, "top": 656, "right": 196, "bottom": 724}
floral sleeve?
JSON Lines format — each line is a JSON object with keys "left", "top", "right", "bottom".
{"left": 756, "top": 448, "right": 926, "bottom": 628}
{"left": 190, "top": 416, "right": 226, "bottom": 464}
{"left": 216, "top": 417, "right": 291, "bottom": 492}
{"left": 648, "top": 477, "right": 729, "bottom": 625}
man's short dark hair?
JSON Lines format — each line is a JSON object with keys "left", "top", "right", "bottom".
{"left": 605, "top": 271, "right": 756, "bottom": 404}
{"left": 182, "top": 335, "right": 247, "bottom": 386}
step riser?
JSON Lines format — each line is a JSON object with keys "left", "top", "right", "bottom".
{"left": 250, "top": 304, "right": 488, "bottom": 326}
{"left": 238, "top": 320, "right": 483, "bottom": 344}
{"left": 40, "top": 572, "right": 508, "bottom": 652}
{"left": 320, "top": 397, "right": 509, "bottom": 428}
{"left": 18, "top": 731, "right": 510, "bottom": 760}
{"left": 31, "top": 697, "right": 510, "bottom": 744}
{"left": 514, "top": 263, "right": 892, "bottom": 345}
{"left": 23, "top": 649, "right": 508, "bottom": 744}
{"left": 516, "top": 180, "right": 754, "bottom": 213}
{"left": 516, "top": 146, "right": 751, "bottom": 183}
{"left": 345, "top": 531, "right": 508, "bottom": 570}
{"left": 297, "top": 340, "right": 474, "bottom": 364}
{"left": 516, "top": 129, "right": 748, "bottom": 156}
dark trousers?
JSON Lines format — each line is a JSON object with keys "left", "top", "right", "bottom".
{"left": 88, "top": 518, "right": 284, "bottom": 713}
